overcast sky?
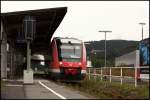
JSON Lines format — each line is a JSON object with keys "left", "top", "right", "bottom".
{"left": 1, "top": 1, "right": 149, "bottom": 42}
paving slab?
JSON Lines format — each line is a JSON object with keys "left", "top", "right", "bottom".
{"left": 1, "top": 80, "right": 26, "bottom": 99}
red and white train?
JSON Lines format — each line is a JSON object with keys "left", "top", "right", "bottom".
{"left": 49, "top": 37, "right": 87, "bottom": 81}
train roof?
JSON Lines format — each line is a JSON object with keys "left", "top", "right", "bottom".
{"left": 1, "top": 7, "right": 67, "bottom": 55}
{"left": 53, "top": 37, "right": 82, "bottom": 43}
{"left": 54, "top": 37, "right": 81, "bottom": 40}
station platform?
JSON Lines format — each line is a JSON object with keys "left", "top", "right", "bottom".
{"left": 1, "top": 77, "right": 98, "bottom": 99}
{"left": 1, "top": 79, "right": 26, "bottom": 99}
{"left": 1, "top": 79, "right": 60, "bottom": 99}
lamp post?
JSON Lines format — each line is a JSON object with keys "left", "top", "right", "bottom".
{"left": 23, "top": 16, "right": 36, "bottom": 84}
{"left": 98, "top": 30, "right": 112, "bottom": 67}
{"left": 139, "top": 23, "right": 146, "bottom": 41}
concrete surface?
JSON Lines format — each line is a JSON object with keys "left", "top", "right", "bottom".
{"left": 38, "top": 79, "right": 97, "bottom": 99}
{"left": 1, "top": 78, "right": 98, "bottom": 99}
{"left": 1, "top": 80, "right": 26, "bottom": 99}
{"left": 23, "top": 70, "right": 33, "bottom": 84}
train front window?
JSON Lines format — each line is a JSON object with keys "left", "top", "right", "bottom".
{"left": 60, "top": 44, "right": 81, "bottom": 62}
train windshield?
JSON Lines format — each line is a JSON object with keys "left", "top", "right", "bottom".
{"left": 60, "top": 44, "right": 82, "bottom": 62}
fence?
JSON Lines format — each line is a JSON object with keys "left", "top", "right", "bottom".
{"left": 87, "top": 67, "right": 149, "bottom": 87}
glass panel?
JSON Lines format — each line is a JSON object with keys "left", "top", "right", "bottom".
{"left": 60, "top": 44, "right": 82, "bottom": 62}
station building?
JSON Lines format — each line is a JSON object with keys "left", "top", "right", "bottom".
{"left": 115, "top": 50, "right": 139, "bottom": 67}
{"left": 1, "top": 7, "right": 67, "bottom": 79}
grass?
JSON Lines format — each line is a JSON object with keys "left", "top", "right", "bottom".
{"left": 67, "top": 76, "right": 149, "bottom": 99}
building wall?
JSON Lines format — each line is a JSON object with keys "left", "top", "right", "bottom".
{"left": 115, "top": 50, "right": 139, "bottom": 67}
{"left": 1, "top": 21, "right": 27, "bottom": 79}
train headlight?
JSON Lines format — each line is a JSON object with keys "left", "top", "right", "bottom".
{"left": 59, "top": 62, "right": 63, "bottom": 65}
{"left": 79, "top": 62, "right": 82, "bottom": 66}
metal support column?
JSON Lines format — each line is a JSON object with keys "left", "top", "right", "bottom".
{"left": 105, "top": 32, "right": 106, "bottom": 68}
{"left": 99, "top": 30, "right": 112, "bottom": 67}
{"left": 1, "top": 21, "right": 7, "bottom": 79}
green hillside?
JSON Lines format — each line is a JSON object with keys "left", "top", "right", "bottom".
{"left": 85, "top": 40, "right": 139, "bottom": 67}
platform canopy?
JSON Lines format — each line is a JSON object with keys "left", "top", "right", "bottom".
{"left": 1, "top": 7, "right": 67, "bottom": 55}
